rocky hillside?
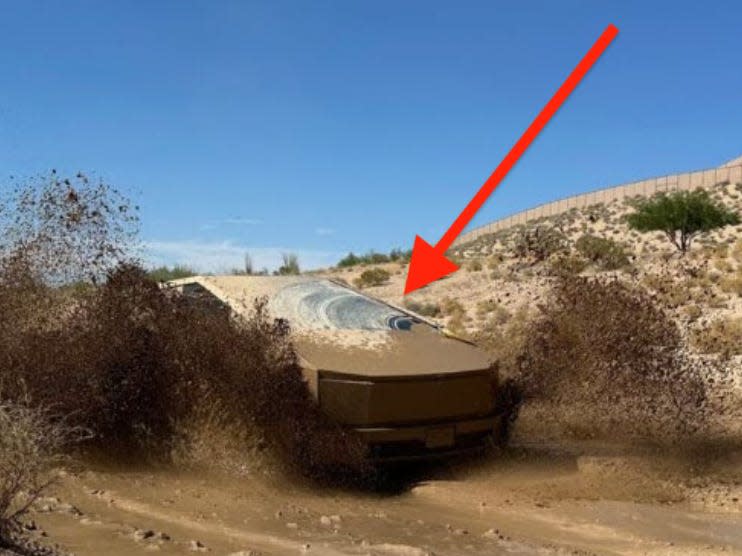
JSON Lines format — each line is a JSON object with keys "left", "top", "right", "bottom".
{"left": 322, "top": 178, "right": 742, "bottom": 363}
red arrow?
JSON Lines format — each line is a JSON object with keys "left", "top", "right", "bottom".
{"left": 404, "top": 24, "right": 619, "bottom": 295}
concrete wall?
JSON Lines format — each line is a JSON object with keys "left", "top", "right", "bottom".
{"left": 453, "top": 163, "right": 742, "bottom": 247}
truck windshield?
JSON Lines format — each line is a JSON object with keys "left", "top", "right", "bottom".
{"left": 269, "top": 280, "right": 426, "bottom": 332}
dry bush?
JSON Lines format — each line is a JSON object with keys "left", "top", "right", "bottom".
{"left": 691, "top": 317, "right": 742, "bottom": 358}
{"left": 487, "top": 254, "right": 504, "bottom": 269}
{"left": 575, "top": 234, "right": 630, "bottom": 270}
{"left": 475, "top": 306, "right": 530, "bottom": 377}
{"left": 440, "top": 297, "right": 465, "bottom": 318}
{"left": 642, "top": 267, "right": 721, "bottom": 310}
{"left": 353, "top": 267, "right": 390, "bottom": 288}
{"left": 0, "top": 401, "right": 76, "bottom": 549}
{"left": 713, "top": 255, "right": 734, "bottom": 273}
{"left": 439, "top": 297, "right": 467, "bottom": 335}
{"left": 719, "top": 272, "right": 742, "bottom": 296}
{"left": 475, "top": 299, "right": 510, "bottom": 324}
{"left": 548, "top": 252, "right": 589, "bottom": 276}
{"left": 732, "top": 240, "right": 742, "bottom": 263}
{"left": 683, "top": 304, "right": 703, "bottom": 322}
{"left": 465, "top": 259, "right": 483, "bottom": 272}
{"left": 404, "top": 299, "right": 441, "bottom": 318}
{"left": 512, "top": 226, "right": 567, "bottom": 263}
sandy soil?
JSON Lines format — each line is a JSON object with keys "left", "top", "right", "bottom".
{"left": 23, "top": 439, "right": 742, "bottom": 556}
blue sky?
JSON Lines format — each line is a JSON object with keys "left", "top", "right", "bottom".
{"left": 1, "top": 1, "right": 741, "bottom": 271}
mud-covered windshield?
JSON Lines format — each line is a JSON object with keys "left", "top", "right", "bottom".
{"left": 269, "top": 280, "right": 425, "bottom": 332}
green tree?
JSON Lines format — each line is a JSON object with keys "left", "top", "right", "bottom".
{"left": 626, "top": 190, "right": 739, "bottom": 254}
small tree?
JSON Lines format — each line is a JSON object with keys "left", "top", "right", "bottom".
{"left": 627, "top": 190, "right": 739, "bottom": 254}
{"left": 243, "top": 253, "right": 254, "bottom": 275}
{"left": 275, "top": 253, "right": 300, "bottom": 275}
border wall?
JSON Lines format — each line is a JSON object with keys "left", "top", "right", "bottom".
{"left": 453, "top": 163, "right": 742, "bottom": 247}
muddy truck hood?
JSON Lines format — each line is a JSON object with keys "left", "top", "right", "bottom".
{"left": 293, "top": 326, "right": 491, "bottom": 378}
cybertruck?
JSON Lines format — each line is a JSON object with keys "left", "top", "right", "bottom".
{"left": 168, "top": 276, "right": 504, "bottom": 461}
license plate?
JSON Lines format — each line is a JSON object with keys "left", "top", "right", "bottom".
{"left": 425, "top": 426, "right": 455, "bottom": 449}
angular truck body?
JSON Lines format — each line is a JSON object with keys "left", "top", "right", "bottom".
{"left": 168, "top": 276, "right": 504, "bottom": 461}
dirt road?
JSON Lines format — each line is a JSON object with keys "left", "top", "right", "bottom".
{"left": 27, "top": 441, "right": 742, "bottom": 556}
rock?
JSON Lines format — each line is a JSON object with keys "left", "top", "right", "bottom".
{"left": 133, "top": 529, "right": 156, "bottom": 542}
{"left": 319, "top": 515, "right": 332, "bottom": 526}
{"left": 329, "top": 514, "right": 342, "bottom": 523}
{"left": 58, "top": 503, "right": 83, "bottom": 517}
{"left": 286, "top": 522, "right": 298, "bottom": 529}
{"left": 483, "top": 528, "right": 499, "bottom": 539}
{"left": 189, "top": 540, "right": 208, "bottom": 552}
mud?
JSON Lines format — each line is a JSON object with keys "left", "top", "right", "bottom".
{"left": 25, "top": 440, "right": 742, "bottom": 556}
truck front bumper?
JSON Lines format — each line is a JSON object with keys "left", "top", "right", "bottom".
{"left": 355, "top": 414, "right": 503, "bottom": 462}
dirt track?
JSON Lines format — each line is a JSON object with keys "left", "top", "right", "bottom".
{"left": 27, "top": 440, "right": 742, "bottom": 556}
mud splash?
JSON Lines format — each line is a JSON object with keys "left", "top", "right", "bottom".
{"left": 479, "top": 275, "right": 738, "bottom": 443}
{"left": 0, "top": 173, "right": 367, "bottom": 480}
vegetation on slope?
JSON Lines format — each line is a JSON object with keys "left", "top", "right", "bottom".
{"left": 627, "top": 189, "right": 739, "bottom": 254}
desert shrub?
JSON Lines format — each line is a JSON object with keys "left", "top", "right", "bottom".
{"left": 691, "top": 317, "right": 742, "bottom": 358}
{"left": 475, "top": 306, "right": 530, "bottom": 379}
{"left": 439, "top": 297, "right": 467, "bottom": 336}
{"left": 500, "top": 277, "right": 709, "bottom": 438}
{"left": 0, "top": 401, "right": 77, "bottom": 548}
{"left": 575, "top": 234, "right": 629, "bottom": 269}
{"left": 720, "top": 272, "right": 742, "bottom": 296}
{"left": 354, "top": 267, "right": 390, "bottom": 288}
{"left": 404, "top": 300, "right": 441, "bottom": 318}
{"left": 337, "top": 252, "right": 363, "bottom": 267}
{"left": 548, "top": 253, "right": 589, "bottom": 276}
{"left": 229, "top": 253, "right": 259, "bottom": 276}
{"left": 440, "top": 297, "right": 465, "bottom": 318}
{"left": 626, "top": 189, "right": 739, "bottom": 254}
{"left": 683, "top": 304, "right": 703, "bottom": 322}
{"left": 336, "top": 249, "right": 410, "bottom": 268}
{"left": 466, "top": 259, "right": 483, "bottom": 272}
{"left": 475, "top": 299, "right": 510, "bottom": 325}
{"left": 275, "top": 252, "right": 300, "bottom": 275}
{"left": 713, "top": 255, "right": 734, "bottom": 273}
{"left": 487, "top": 254, "right": 504, "bottom": 269}
{"left": 147, "top": 264, "right": 196, "bottom": 282}
{"left": 513, "top": 226, "right": 567, "bottom": 263}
